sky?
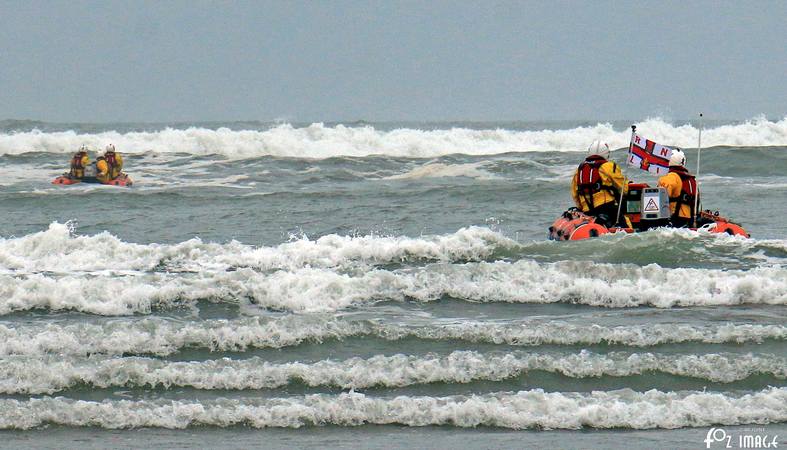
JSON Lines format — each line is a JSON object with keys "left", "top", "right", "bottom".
{"left": 1, "top": 0, "right": 786, "bottom": 123}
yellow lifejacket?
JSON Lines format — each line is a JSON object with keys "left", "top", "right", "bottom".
{"left": 104, "top": 151, "right": 123, "bottom": 179}
{"left": 658, "top": 166, "right": 698, "bottom": 219}
{"left": 571, "top": 156, "right": 628, "bottom": 212}
{"left": 69, "top": 152, "right": 90, "bottom": 178}
{"left": 96, "top": 158, "right": 109, "bottom": 182}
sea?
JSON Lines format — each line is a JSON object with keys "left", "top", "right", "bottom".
{"left": 0, "top": 117, "right": 785, "bottom": 449}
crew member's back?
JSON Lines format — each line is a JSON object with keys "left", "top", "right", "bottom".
{"left": 96, "top": 144, "right": 124, "bottom": 182}
{"left": 570, "top": 141, "right": 628, "bottom": 227}
{"left": 69, "top": 145, "right": 90, "bottom": 179}
{"left": 658, "top": 149, "right": 698, "bottom": 228}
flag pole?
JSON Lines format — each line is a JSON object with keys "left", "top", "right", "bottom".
{"left": 693, "top": 113, "right": 703, "bottom": 227}
{"left": 615, "top": 124, "right": 636, "bottom": 227}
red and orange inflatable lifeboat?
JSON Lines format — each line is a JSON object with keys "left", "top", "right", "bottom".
{"left": 52, "top": 173, "right": 133, "bottom": 187}
{"left": 549, "top": 182, "right": 748, "bottom": 241}
{"left": 548, "top": 209, "right": 748, "bottom": 241}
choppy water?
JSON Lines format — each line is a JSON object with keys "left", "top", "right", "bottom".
{"left": 0, "top": 118, "right": 785, "bottom": 448}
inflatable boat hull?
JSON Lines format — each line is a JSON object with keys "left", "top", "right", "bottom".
{"left": 52, "top": 174, "right": 133, "bottom": 187}
{"left": 549, "top": 209, "right": 748, "bottom": 241}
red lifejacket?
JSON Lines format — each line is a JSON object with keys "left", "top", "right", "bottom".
{"left": 576, "top": 156, "right": 605, "bottom": 192}
{"left": 668, "top": 166, "right": 698, "bottom": 218}
{"left": 576, "top": 155, "right": 619, "bottom": 209}
{"left": 105, "top": 152, "right": 117, "bottom": 170}
{"left": 71, "top": 151, "right": 87, "bottom": 169}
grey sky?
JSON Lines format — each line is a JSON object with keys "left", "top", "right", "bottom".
{"left": 1, "top": 0, "right": 785, "bottom": 122}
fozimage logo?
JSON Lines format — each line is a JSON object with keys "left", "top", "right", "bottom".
{"left": 704, "top": 427, "right": 779, "bottom": 449}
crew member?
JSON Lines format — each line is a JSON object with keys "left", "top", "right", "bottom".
{"left": 658, "top": 148, "right": 698, "bottom": 228}
{"left": 103, "top": 144, "right": 123, "bottom": 180}
{"left": 571, "top": 141, "right": 628, "bottom": 227}
{"left": 96, "top": 155, "right": 109, "bottom": 183}
{"left": 69, "top": 145, "right": 90, "bottom": 179}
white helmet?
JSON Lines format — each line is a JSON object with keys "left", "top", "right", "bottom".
{"left": 105, "top": 144, "right": 116, "bottom": 153}
{"left": 79, "top": 145, "right": 88, "bottom": 152}
{"left": 669, "top": 148, "right": 686, "bottom": 167}
{"left": 587, "top": 140, "right": 610, "bottom": 159}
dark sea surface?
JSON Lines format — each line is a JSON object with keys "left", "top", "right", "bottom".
{"left": 0, "top": 118, "right": 785, "bottom": 448}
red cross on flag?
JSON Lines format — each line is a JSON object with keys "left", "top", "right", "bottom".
{"left": 627, "top": 133, "right": 673, "bottom": 175}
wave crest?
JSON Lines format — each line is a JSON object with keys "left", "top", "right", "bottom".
{"left": 1, "top": 117, "right": 786, "bottom": 159}
{"left": 1, "top": 388, "right": 785, "bottom": 429}
{"left": 1, "top": 317, "right": 784, "bottom": 357}
{"left": 2, "top": 350, "right": 784, "bottom": 394}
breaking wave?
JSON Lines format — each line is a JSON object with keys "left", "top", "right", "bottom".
{"left": 3, "top": 223, "right": 787, "bottom": 315}
{"left": 4, "top": 223, "right": 785, "bottom": 276}
{"left": 1, "top": 388, "right": 785, "bottom": 429}
{"left": 0, "top": 223, "right": 519, "bottom": 273}
{"left": 2, "top": 350, "right": 785, "bottom": 394}
{"left": 1, "top": 317, "right": 784, "bottom": 357}
{"left": 2, "top": 260, "right": 786, "bottom": 315}
{"left": 1, "top": 117, "right": 786, "bottom": 158}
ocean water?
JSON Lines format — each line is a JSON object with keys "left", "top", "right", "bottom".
{"left": 0, "top": 118, "right": 785, "bottom": 448}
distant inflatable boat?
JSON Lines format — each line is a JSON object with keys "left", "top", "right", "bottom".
{"left": 52, "top": 173, "right": 133, "bottom": 187}
{"left": 52, "top": 161, "right": 133, "bottom": 187}
{"left": 549, "top": 182, "right": 748, "bottom": 241}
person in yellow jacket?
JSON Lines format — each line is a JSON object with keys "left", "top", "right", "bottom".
{"left": 97, "top": 144, "right": 124, "bottom": 182}
{"left": 96, "top": 156, "right": 110, "bottom": 183}
{"left": 658, "top": 148, "right": 698, "bottom": 228}
{"left": 68, "top": 145, "right": 90, "bottom": 179}
{"left": 571, "top": 141, "right": 628, "bottom": 227}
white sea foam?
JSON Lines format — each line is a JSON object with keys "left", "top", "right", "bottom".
{"left": 1, "top": 350, "right": 783, "bottom": 394}
{"left": 2, "top": 259, "right": 787, "bottom": 315}
{"left": 1, "top": 388, "right": 785, "bottom": 429}
{"left": 1, "top": 117, "right": 785, "bottom": 159}
{"left": 398, "top": 321, "right": 787, "bottom": 348}
{"left": 0, "top": 317, "right": 783, "bottom": 357}
{"left": 384, "top": 162, "right": 497, "bottom": 180}
{"left": 3, "top": 223, "right": 785, "bottom": 275}
{"left": 2, "top": 224, "right": 786, "bottom": 316}
{"left": 0, "top": 316, "right": 358, "bottom": 356}
{"left": 0, "top": 223, "right": 518, "bottom": 273}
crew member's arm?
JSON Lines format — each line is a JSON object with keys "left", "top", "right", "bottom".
{"left": 657, "top": 173, "right": 680, "bottom": 195}
{"left": 570, "top": 173, "right": 581, "bottom": 208}
{"left": 81, "top": 154, "right": 90, "bottom": 166}
{"left": 116, "top": 153, "right": 124, "bottom": 170}
{"left": 603, "top": 162, "right": 628, "bottom": 195}
{"left": 658, "top": 173, "right": 681, "bottom": 213}
{"left": 97, "top": 160, "right": 108, "bottom": 176}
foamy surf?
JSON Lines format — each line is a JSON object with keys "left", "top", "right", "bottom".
{"left": 1, "top": 117, "right": 786, "bottom": 158}
{"left": 4, "top": 223, "right": 784, "bottom": 277}
{"left": 1, "top": 317, "right": 784, "bottom": 357}
{"left": 2, "top": 258, "right": 786, "bottom": 315}
{"left": 0, "top": 222, "right": 519, "bottom": 273}
{"left": 0, "top": 131, "right": 784, "bottom": 439}
{"left": 1, "top": 388, "right": 785, "bottom": 430}
{"left": 1, "top": 350, "right": 784, "bottom": 394}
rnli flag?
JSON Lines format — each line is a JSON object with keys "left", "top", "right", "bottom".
{"left": 627, "top": 133, "right": 673, "bottom": 175}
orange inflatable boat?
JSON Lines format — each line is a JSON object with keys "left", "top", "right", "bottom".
{"left": 52, "top": 173, "right": 133, "bottom": 187}
{"left": 549, "top": 183, "right": 748, "bottom": 241}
